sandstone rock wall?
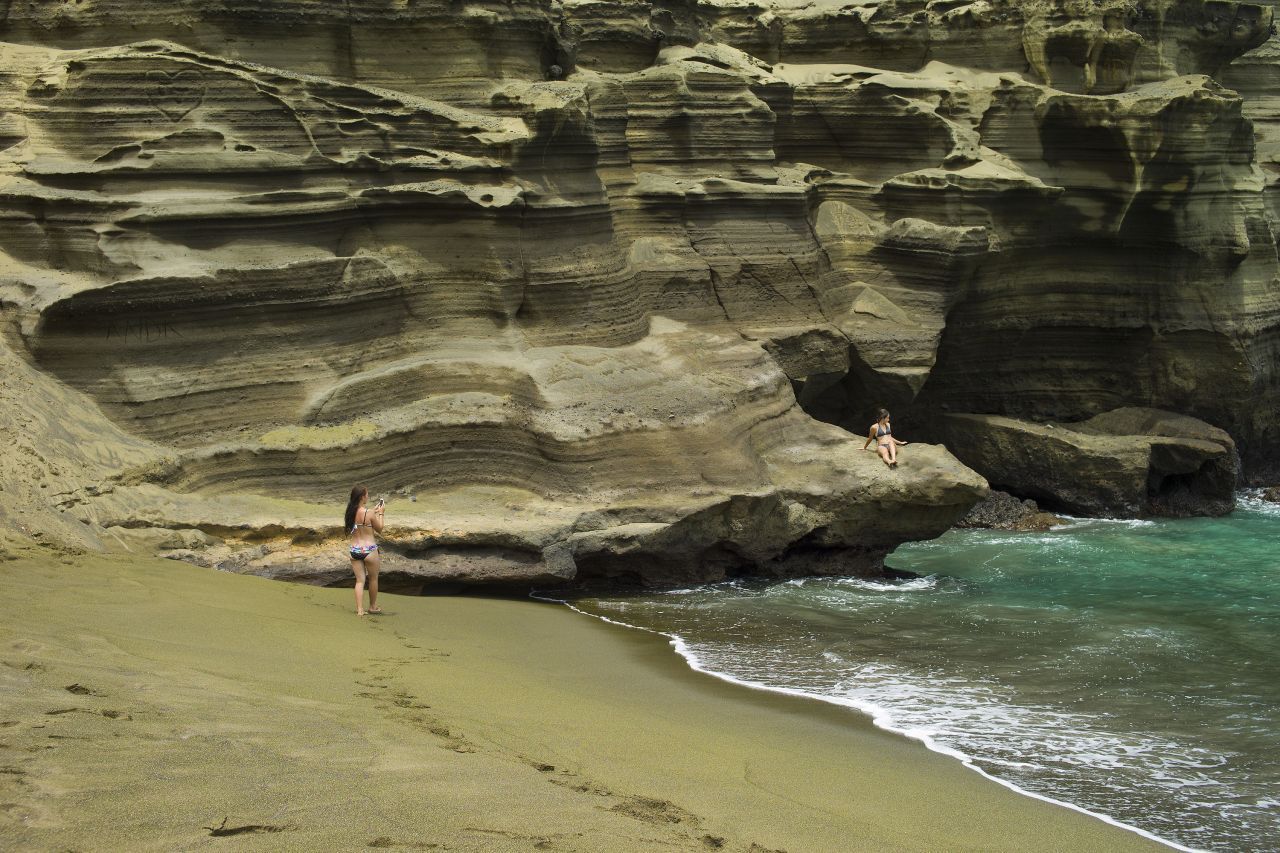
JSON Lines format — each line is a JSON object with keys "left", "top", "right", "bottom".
{"left": 2, "top": 0, "right": 1278, "bottom": 582}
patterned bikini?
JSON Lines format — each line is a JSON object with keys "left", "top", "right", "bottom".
{"left": 349, "top": 508, "right": 378, "bottom": 560}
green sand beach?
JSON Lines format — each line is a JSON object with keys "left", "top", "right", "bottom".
{"left": 0, "top": 546, "right": 1165, "bottom": 851}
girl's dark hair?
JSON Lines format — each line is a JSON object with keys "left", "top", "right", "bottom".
{"left": 877, "top": 408, "right": 890, "bottom": 420}
{"left": 344, "top": 485, "right": 368, "bottom": 533}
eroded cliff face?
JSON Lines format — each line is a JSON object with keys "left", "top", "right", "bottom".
{"left": 1, "top": 1, "right": 1277, "bottom": 583}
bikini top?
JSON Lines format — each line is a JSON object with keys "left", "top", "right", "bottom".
{"left": 349, "top": 507, "right": 375, "bottom": 536}
{"left": 877, "top": 422, "right": 891, "bottom": 438}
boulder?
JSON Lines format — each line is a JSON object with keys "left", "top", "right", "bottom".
{"left": 938, "top": 408, "right": 1238, "bottom": 517}
{"left": 954, "top": 490, "right": 1065, "bottom": 531}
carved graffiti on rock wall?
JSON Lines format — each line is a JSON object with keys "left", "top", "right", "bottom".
{"left": 145, "top": 69, "right": 206, "bottom": 122}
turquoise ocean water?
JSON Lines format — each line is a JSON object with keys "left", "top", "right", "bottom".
{"left": 559, "top": 493, "right": 1280, "bottom": 851}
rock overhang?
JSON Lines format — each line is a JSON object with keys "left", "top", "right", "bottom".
{"left": 1, "top": 0, "right": 1277, "bottom": 584}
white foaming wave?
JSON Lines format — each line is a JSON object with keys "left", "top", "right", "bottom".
{"left": 940, "top": 532, "right": 1088, "bottom": 549}
{"left": 682, "top": 647, "right": 1203, "bottom": 852}
{"left": 589, "top": 600, "right": 632, "bottom": 613}
{"left": 832, "top": 575, "right": 941, "bottom": 593}
{"left": 532, "top": 591, "right": 1199, "bottom": 852}
{"left": 1236, "top": 490, "right": 1280, "bottom": 518}
{"left": 661, "top": 579, "right": 753, "bottom": 595}
{"left": 775, "top": 575, "right": 941, "bottom": 593}
{"left": 1115, "top": 626, "right": 1192, "bottom": 656}
{"left": 658, "top": 586, "right": 708, "bottom": 596}
{"left": 1054, "top": 516, "right": 1159, "bottom": 529}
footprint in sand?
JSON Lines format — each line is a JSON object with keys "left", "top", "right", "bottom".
{"left": 349, "top": 673, "right": 472, "bottom": 753}
{"left": 391, "top": 691, "right": 430, "bottom": 710}
{"left": 202, "top": 816, "right": 295, "bottom": 837}
{"left": 608, "top": 794, "right": 699, "bottom": 826}
{"left": 2, "top": 660, "right": 45, "bottom": 672}
{"left": 43, "top": 708, "right": 131, "bottom": 720}
{"left": 460, "top": 827, "right": 579, "bottom": 848}
{"left": 367, "top": 836, "right": 444, "bottom": 849}
{"left": 541, "top": 770, "right": 745, "bottom": 847}
{"left": 64, "top": 683, "right": 104, "bottom": 696}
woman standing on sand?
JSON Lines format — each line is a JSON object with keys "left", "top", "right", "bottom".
{"left": 344, "top": 485, "right": 385, "bottom": 616}
{"left": 864, "top": 408, "right": 909, "bottom": 468}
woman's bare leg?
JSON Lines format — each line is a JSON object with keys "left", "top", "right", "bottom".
{"left": 351, "top": 559, "right": 367, "bottom": 615}
{"left": 878, "top": 445, "right": 893, "bottom": 467}
{"left": 366, "top": 552, "right": 381, "bottom": 613}
{"left": 888, "top": 443, "right": 898, "bottom": 465}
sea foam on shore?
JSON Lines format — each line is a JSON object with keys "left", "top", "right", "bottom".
{"left": 561, "top": 501, "right": 1280, "bottom": 852}
{"left": 2, "top": 542, "right": 1166, "bottom": 852}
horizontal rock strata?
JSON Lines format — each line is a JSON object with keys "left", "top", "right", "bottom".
{"left": 2, "top": 0, "right": 1279, "bottom": 582}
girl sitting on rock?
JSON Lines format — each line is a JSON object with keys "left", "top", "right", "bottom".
{"left": 864, "top": 408, "right": 909, "bottom": 469}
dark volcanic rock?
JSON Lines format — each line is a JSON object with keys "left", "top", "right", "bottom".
{"left": 955, "top": 491, "right": 1066, "bottom": 531}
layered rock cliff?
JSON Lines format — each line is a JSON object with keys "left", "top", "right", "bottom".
{"left": 2, "top": 1, "right": 1278, "bottom": 583}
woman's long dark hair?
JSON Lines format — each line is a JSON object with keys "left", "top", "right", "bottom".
{"left": 344, "top": 485, "right": 368, "bottom": 534}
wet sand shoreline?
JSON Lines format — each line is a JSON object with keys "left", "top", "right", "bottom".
{"left": 1, "top": 547, "right": 1168, "bottom": 851}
